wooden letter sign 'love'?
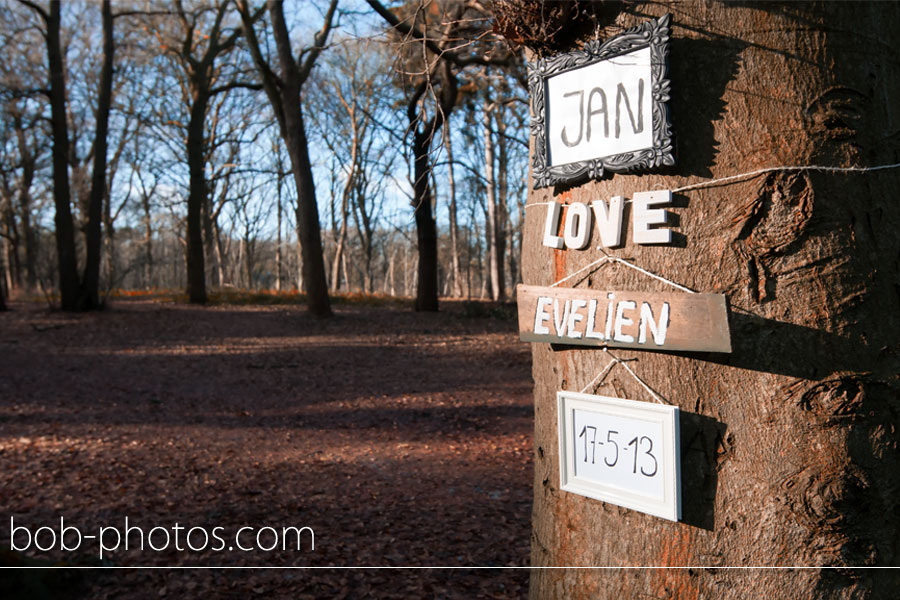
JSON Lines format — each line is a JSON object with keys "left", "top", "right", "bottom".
{"left": 517, "top": 284, "right": 731, "bottom": 353}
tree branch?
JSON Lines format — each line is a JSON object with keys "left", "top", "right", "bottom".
{"left": 209, "top": 81, "right": 263, "bottom": 95}
{"left": 365, "top": 0, "right": 445, "bottom": 58}
{"left": 16, "top": 0, "right": 48, "bottom": 22}
{"left": 297, "top": 0, "right": 339, "bottom": 84}
{"left": 236, "top": 0, "right": 286, "bottom": 131}
{"left": 365, "top": 0, "right": 512, "bottom": 68}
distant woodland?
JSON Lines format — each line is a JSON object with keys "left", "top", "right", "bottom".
{"left": 0, "top": 0, "right": 528, "bottom": 314}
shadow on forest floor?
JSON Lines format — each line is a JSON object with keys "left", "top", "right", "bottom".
{"left": 0, "top": 298, "right": 533, "bottom": 599}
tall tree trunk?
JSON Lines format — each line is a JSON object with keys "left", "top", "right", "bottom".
{"left": 142, "top": 193, "right": 153, "bottom": 289}
{"left": 45, "top": 1, "right": 79, "bottom": 310}
{"left": 103, "top": 196, "right": 115, "bottom": 292}
{"left": 213, "top": 221, "right": 226, "bottom": 287}
{"left": 443, "top": 124, "right": 462, "bottom": 297}
{"left": 483, "top": 98, "right": 505, "bottom": 301}
{"left": 520, "top": 3, "right": 900, "bottom": 597}
{"left": 0, "top": 185, "right": 20, "bottom": 290}
{"left": 78, "top": 0, "right": 113, "bottom": 310}
{"left": 244, "top": 234, "right": 254, "bottom": 290}
{"left": 185, "top": 89, "right": 209, "bottom": 304}
{"left": 295, "top": 237, "right": 304, "bottom": 292}
{"left": 412, "top": 129, "right": 440, "bottom": 311}
{"left": 495, "top": 105, "right": 511, "bottom": 293}
{"left": 275, "top": 174, "right": 282, "bottom": 291}
{"left": 331, "top": 198, "right": 349, "bottom": 292}
{"left": 284, "top": 111, "right": 330, "bottom": 314}
{"left": 202, "top": 194, "right": 217, "bottom": 287}
{"left": 14, "top": 125, "right": 37, "bottom": 291}
{"left": 260, "top": 0, "right": 332, "bottom": 315}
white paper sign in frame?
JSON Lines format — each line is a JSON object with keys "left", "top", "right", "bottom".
{"left": 557, "top": 391, "right": 681, "bottom": 521}
{"left": 528, "top": 14, "right": 674, "bottom": 188}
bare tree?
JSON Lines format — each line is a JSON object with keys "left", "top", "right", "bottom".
{"left": 308, "top": 36, "right": 399, "bottom": 294}
{"left": 366, "top": 0, "right": 512, "bottom": 311}
{"left": 13, "top": 0, "right": 134, "bottom": 309}
{"left": 144, "top": 0, "right": 262, "bottom": 303}
{"left": 15, "top": 0, "right": 79, "bottom": 309}
{"left": 0, "top": 97, "right": 44, "bottom": 294}
{"left": 236, "top": 0, "right": 337, "bottom": 317}
{"left": 442, "top": 116, "right": 463, "bottom": 297}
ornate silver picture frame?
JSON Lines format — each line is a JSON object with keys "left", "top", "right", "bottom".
{"left": 528, "top": 14, "right": 674, "bottom": 189}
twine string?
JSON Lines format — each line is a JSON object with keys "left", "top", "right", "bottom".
{"left": 524, "top": 161, "right": 900, "bottom": 210}
{"left": 578, "top": 349, "right": 671, "bottom": 405}
{"left": 550, "top": 253, "right": 695, "bottom": 293}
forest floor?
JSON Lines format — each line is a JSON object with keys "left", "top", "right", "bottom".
{"left": 0, "top": 295, "right": 534, "bottom": 599}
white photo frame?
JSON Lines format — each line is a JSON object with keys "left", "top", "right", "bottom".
{"left": 557, "top": 391, "right": 681, "bottom": 521}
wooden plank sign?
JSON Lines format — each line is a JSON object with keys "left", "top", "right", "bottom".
{"left": 517, "top": 284, "right": 731, "bottom": 353}
{"left": 558, "top": 391, "right": 681, "bottom": 521}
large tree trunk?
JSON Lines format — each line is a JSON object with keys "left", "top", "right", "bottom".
{"left": 284, "top": 105, "right": 331, "bottom": 315}
{"left": 185, "top": 90, "right": 209, "bottom": 304}
{"left": 45, "top": 1, "right": 79, "bottom": 311}
{"left": 78, "top": 0, "right": 113, "bottom": 310}
{"left": 522, "top": 2, "right": 900, "bottom": 597}
{"left": 412, "top": 129, "right": 440, "bottom": 311}
{"left": 260, "top": 0, "right": 332, "bottom": 316}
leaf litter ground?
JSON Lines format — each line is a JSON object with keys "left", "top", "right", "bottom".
{"left": 0, "top": 298, "right": 533, "bottom": 598}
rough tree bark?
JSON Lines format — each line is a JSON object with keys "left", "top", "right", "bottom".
{"left": 21, "top": 0, "right": 115, "bottom": 310}
{"left": 511, "top": 2, "right": 900, "bottom": 597}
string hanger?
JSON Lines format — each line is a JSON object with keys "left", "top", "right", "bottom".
{"left": 577, "top": 348, "right": 671, "bottom": 405}
{"left": 550, "top": 249, "right": 696, "bottom": 293}
{"left": 524, "top": 161, "right": 900, "bottom": 211}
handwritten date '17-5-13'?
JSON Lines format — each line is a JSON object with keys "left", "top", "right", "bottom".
{"left": 577, "top": 425, "right": 658, "bottom": 477}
